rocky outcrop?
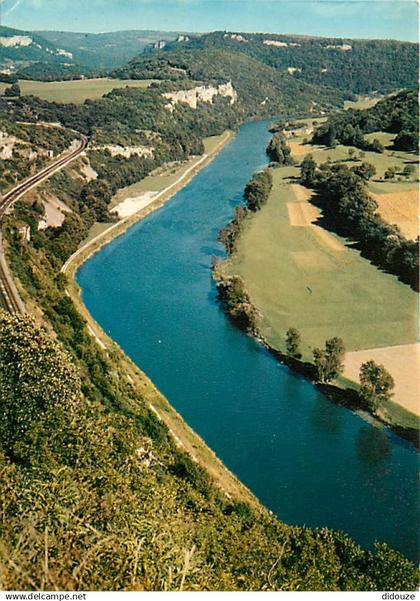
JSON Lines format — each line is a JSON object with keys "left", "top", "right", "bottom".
{"left": 163, "top": 82, "right": 237, "bottom": 110}
{"left": 91, "top": 144, "right": 154, "bottom": 159}
{"left": 263, "top": 39, "right": 288, "bottom": 48}
{"left": 325, "top": 44, "right": 352, "bottom": 51}
{"left": 0, "top": 35, "right": 32, "bottom": 47}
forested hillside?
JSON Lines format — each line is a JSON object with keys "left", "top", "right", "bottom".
{"left": 113, "top": 48, "right": 349, "bottom": 119}
{"left": 0, "top": 26, "right": 182, "bottom": 81}
{"left": 0, "top": 26, "right": 94, "bottom": 82}
{"left": 36, "top": 29, "right": 185, "bottom": 68}
{"left": 312, "top": 89, "right": 419, "bottom": 151}
{"left": 2, "top": 25, "right": 417, "bottom": 94}
{"left": 145, "top": 31, "right": 418, "bottom": 94}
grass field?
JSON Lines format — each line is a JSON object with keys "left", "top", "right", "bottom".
{"left": 224, "top": 148, "right": 418, "bottom": 420}
{"left": 284, "top": 122, "right": 419, "bottom": 245}
{"left": 344, "top": 96, "right": 381, "bottom": 110}
{"left": 234, "top": 119, "right": 418, "bottom": 421}
{"left": 0, "top": 78, "right": 155, "bottom": 104}
{"left": 226, "top": 171, "right": 418, "bottom": 356}
{"left": 343, "top": 344, "right": 420, "bottom": 417}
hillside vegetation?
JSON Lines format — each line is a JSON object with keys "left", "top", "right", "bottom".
{"left": 113, "top": 47, "right": 349, "bottom": 120}
{"left": 0, "top": 25, "right": 182, "bottom": 80}
{"left": 313, "top": 89, "right": 419, "bottom": 151}
{"left": 0, "top": 32, "right": 419, "bottom": 590}
{"left": 0, "top": 306, "right": 418, "bottom": 590}
{"left": 145, "top": 30, "right": 418, "bottom": 94}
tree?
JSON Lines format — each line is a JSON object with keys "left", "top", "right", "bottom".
{"left": 403, "top": 164, "right": 415, "bottom": 178}
{"left": 352, "top": 162, "right": 376, "bottom": 181}
{"left": 4, "top": 83, "right": 21, "bottom": 97}
{"left": 0, "top": 311, "right": 81, "bottom": 458}
{"left": 384, "top": 166, "right": 397, "bottom": 180}
{"left": 266, "top": 132, "right": 293, "bottom": 165}
{"left": 286, "top": 327, "right": 302, "bottom": 357}
{"left": 394, "top": 130, "right": 418, "bottom": 152}
{"left": 359, "top": 360, "right": 394, "bottom": 412}
{"left": 348, "top": 147, "right": 356, "bottom": 160}
{"left": 244, "top": 169, "right": 273, "bottom": 211}
{"left": 369, "top": 138, "right": 384, "bottom": 153}
{"left": 299, "top": 154, "right": 317, "bottom": 187}
{"left": 313, "top": 337, "right": 345, "bottom": 383}
{"left": 216, "top": 275, "right": 261, "bottom": 334}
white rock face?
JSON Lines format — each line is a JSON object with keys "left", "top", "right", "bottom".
{"left": 0, "top": 130, "right": 17, "bottom": 159}
{"left": 325, "top": 43, "right": 352, "bottom": 51}
{"left": 79, "top": 161, "right": 97, "bottom": 181}
{"left": 287, "top": 67, "right": 302, "bottom": 75}
{"left": 0, "top": 35, "right": 32, "bottom": 47}
{"left": 163, "top": 82, "right": 237, "bottom": 110}
{"left": 92, "top": 144, "right": 154, "bottom": 159}
{"left": 263, "top": 39, "right": 288, "bottom": 48}
{"left": 224, "top": 33, "right": 248, "bottom": 43}
{"left": 56, "top": 48, "right": 73, "bottom": 59}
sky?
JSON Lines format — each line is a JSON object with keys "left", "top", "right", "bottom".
{"left": 0, "top": 0, "right": 418, "bottom": 41}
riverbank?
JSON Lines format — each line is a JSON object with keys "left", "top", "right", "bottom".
{"left": 75, "top": 118, "right": 419, "bottom": 561}
{"left": 61, "top": 129, "right": 262, "bottom": 504}
{"left": 62, "top": 131, "right": 233, "bottom": 274}
{"left": 216, "top": 162, "right": 419, "bottom": 442}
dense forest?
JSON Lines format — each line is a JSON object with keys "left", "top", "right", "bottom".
{"left": 113, "top": 48, "right": 349, "bottom": 120}
{"left": 146, "top": 31, "right": 418, "bottom": 94}
{"left": 1, "top": 25, "right": 417, "bottom": 92}
{"left": 312, "top": 89, "right": 419, "bottom": 151}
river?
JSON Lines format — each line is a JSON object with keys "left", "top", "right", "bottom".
{"left": 77, "top": 119, "right": 419, "bottom": 562}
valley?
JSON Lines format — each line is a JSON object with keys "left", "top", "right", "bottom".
{"left": 0, "top": 13, "right": 418, "bottom": 592}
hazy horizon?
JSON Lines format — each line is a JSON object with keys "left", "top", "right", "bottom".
{"left": 0, "top": 0, "right": 418, "bottom": 42}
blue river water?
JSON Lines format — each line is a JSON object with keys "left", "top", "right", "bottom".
{"left": 78, "top": 120, "right": 419, "bottom": 562}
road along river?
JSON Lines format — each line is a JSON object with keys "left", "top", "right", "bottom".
{"left": 77, "top": 120, "right": 419, "bottom": 562}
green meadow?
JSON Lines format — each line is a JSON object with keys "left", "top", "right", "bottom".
{"left": 0, "top": 78, "right": 155, "bottom": 104}
{"left": 225, "top": 158, "right": 418, "bottom": 358}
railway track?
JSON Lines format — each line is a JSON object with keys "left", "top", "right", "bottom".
{"left": 0, "top": 133, "right": 89, "bottom": 314}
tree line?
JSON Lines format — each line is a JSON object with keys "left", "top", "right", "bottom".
{"left": 285, "top": 327, "right": 394, "bottom": 415}
{"left": 218, "top": 168, "right": 273, "bottom": 254}
{"left": 312, "top": 89, "right": 418, "bottom": 152}
{"left": 299, "top": 155, "right": 419, "bottom": 290}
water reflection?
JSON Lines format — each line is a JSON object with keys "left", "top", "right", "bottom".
{"left": 357, "top": 426, "right": 390, "bottom": 465}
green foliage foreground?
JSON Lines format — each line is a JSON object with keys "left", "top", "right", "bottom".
{"left": 0, "top": 310, "right": 418, "bottom": 591}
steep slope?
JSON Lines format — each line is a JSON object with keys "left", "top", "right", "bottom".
{"left": 113, "top": 48, "right": 349, "bottom": 120}
{"left": 36, "top": 29, "right": 188, "bottom": 68}
{"left": 161, "top": 31, "right": 418, "bottom": 94}
{"left": 0, "top": 25, "right": 95, "bottom": 81}
{"left": 313, "top": 89, "right": 419, "bottom": 151}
